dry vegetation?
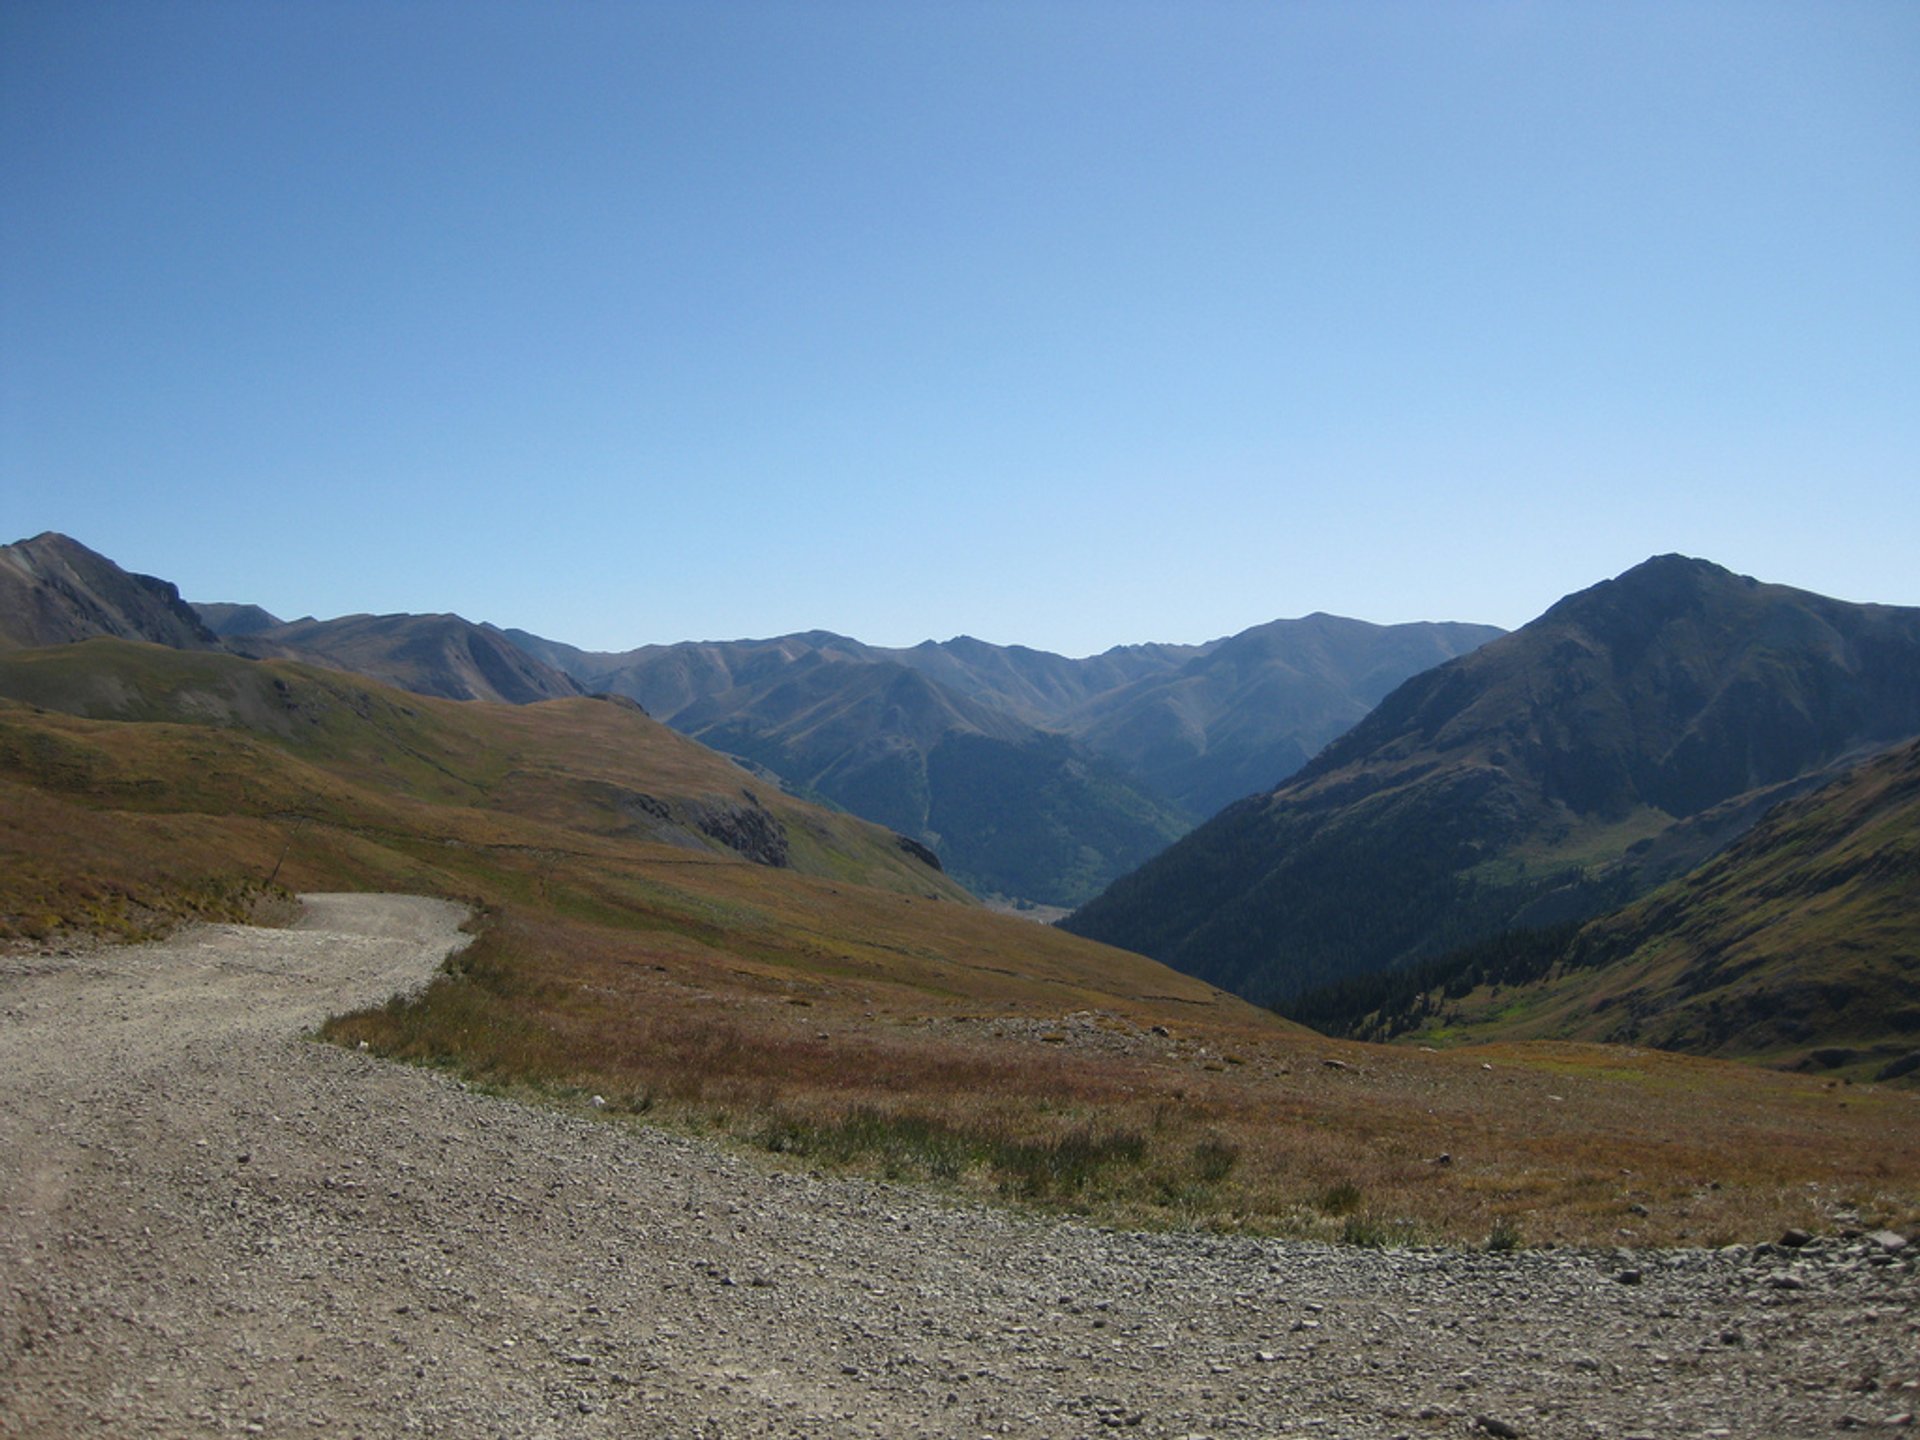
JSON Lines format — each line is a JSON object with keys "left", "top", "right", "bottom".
{"left": 324, "top": 900, "right": 1920, "bottom": 1250}
{"left": 7, "top": 640, "right": 1919, "bottom": 1250}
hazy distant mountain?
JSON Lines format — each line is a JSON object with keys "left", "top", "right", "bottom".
{"left": 665, "top": 651, "right": 1187, "bottom": 906}
{"left": 885, "top": 635, "right": 1206, "bottom": 725}
{"left": 1064, "top": 614, "right": 1504, "bottom": 819}
{"left": 225, "top": 613, "right": 585, "bottom": 706}
{"left": 509, "top": 630, "right": 1203, "bottom": 904}
{"left": 523, "top": 631, "right": 883, "bottom": 719}
{"left": 1063, "top": 556, "right": 1920, "bottom": 1005}
{"left": 513, "top": 617, "right": 1501, "bottom": 824}
{"left": 0, "top": 533, "right": 222, "bottom": 652}
{"left": 507, "top": 617, "right": 1499, "bottom": 903}
{"left": 194, "top": 601, "right": 284, "bottom": 638}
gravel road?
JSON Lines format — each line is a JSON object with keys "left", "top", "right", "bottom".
{"left": 2, "top": 894, "right": 1914, "bottom": 1439}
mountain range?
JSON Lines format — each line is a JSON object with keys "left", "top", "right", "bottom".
{"left": 499, "top": 615, "right": 1500, "bottom": 903}
{"left": 1063, "top": 556, "right": 1920, "bottom": 1024}
{"left": 7, "top": 531, "right": 1914, "bottom": 1081}
{"left": 0, "top": 532, "right": 1498, "bottom": 906}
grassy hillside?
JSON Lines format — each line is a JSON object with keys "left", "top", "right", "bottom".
{"left": 5, "top": 638, "right": 1917, "bottom": 1246}
{"left": 0, "top": 638, "right": 967, "bottom": 930}
{"left": 1344, "top": 737, "right": 1920, "bottom": 1079}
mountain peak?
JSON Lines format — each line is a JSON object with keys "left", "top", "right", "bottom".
{"left": 1066, "top": 560, "right": 1920, "bottom": 1006}
{"left": 1, "top": 532, "right": 221, "bottom": 652}
{"left": 1552, "top": 553, "right": 1743, "bottom": 609}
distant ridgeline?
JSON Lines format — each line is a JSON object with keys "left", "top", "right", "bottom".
{"left": 1064, "top": 557, "right": 1920, "bottom": 1075}
{"left": 0, "top": 531, "right": 1500, "bottom": 908}
{"left": 500, "top": 613, "right": 1500, "bottom": 907}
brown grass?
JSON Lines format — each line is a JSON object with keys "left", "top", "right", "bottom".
{"left": 324, "top": 904, "right": 1920, "bottom": 1249}
{"left": 8, "top": 645, "right": 1918, "bottom": 1250}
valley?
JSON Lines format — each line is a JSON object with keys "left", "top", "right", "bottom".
{"left": 4, "top": 529, "right": 1920, "bottom": 1433}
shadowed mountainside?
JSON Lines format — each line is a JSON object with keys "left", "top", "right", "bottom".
{"left": 1522, "top": 735, "right": 1918, "bottom": 1073}
{"left": 1288, "top": 735, "right": 1920, "bottom": 1079}
{"left": 1064, "top": 556, "right": 1920, "bottom": 1007}
{"left": 1064, "top": 613, "right": 1504, "bottom": 819}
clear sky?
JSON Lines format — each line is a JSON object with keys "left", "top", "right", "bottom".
{"left": 4, "top": 2, "right": 1916, "bottom": 655}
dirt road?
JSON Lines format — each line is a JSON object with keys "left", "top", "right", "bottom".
{"left": 2, "top": 895, "right": 1914, "bottom": 1438}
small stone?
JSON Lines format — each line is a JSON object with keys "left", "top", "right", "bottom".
{"left": 1866, "top": 1230, "right": 1909, "bottom": 1254}
{"left": 1615, "top": 1269, "right": 1643, "bottom": 1286}
{"left": 1475, "top": 1416, "right": 1523, "bottom": 1439}
{"left": 1779, "top": 1227, "right": 1814, "bottom": 1248}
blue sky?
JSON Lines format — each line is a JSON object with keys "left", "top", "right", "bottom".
{"left": 4, "top": 2, "right": 1916, "bottom": 654}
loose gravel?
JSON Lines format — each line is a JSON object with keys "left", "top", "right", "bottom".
{"left": 2, "top": 894, "right": 1914, "bottom": 1439}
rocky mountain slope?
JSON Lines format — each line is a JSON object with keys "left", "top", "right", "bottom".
{"left": 195, "top": 601, "right": 285, "bottom": 637}
{"left": 219, "top": 610, "right": 585, "bottom": 705}
{"left": 0, "top": 533, "right": 584, "bottom": 706}
{"left": 1064, "top": 556, "right": 1920, "bottom": 1006}
{"left": 0, "top": 532, "right": 223, "bottom": 652}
